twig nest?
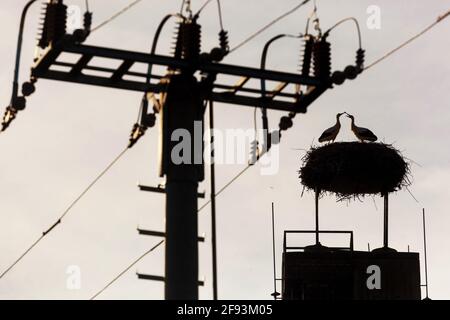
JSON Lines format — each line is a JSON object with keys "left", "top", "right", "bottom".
{"left": 299, "top": 142, "right": 410, "bottom": 197}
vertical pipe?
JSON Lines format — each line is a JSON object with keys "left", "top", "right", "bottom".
{"left": 315, "top": 188, "right": 319, "bottom": 245}
{"left": 422, "top": 208, "right": 429, "bottom": 299}
{"left": 383, "top": 192, "right": 389, "bottom": 248}
{"left": 209, "top": 100, "right": 218, "bottom": 300}
{"left": 271, "top": 202, "right": 277, "bottom": 300}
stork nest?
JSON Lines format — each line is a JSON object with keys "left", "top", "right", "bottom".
{"left": 299, "top": 142, "right": 410, "bottom": 198}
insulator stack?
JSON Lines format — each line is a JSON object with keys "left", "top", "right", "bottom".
{"left": 299, "top": 36, "right": 314, "bottom": 77}
{"left": 171, "top": 22, "right": 183, "bottom": 59}
{"left": 219, "top": 30, "right": 230, "bottom": 53}
{"left": 83, "top": 11, "right": 92, "bottom": 32}
{"left": 38, "top": 0, "right": 67, "bottom": 49}
{"left": 312, "top": 38, "right": 332, "bottom": 81}
{"left": 356, "top": 48, "right": 365, "bottom": 71}
{"left": 180, "top": 21, "right": 201, "bottom": 61}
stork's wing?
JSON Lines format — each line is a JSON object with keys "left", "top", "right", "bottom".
{"left": 359, "top": 127, "right": 378, "bottom": 141}
{"left": 318, "top": 126, "right": 336, "bottom": 142}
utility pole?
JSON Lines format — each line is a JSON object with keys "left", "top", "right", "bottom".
{"left": 4, "top": 0, "right": 365, "bottom": 300}
{"left": 160, "top": 73, "right": 204, "bottom": 299}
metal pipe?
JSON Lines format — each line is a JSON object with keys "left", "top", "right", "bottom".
{"left": 315, "top": 188, "right": 319, "bottom": 245}
{"left": 422, "top": 208, "right": 429, "bottom": 299}
{"left": 209, "top": 100, "right": 218, "bottom": 300}
{"left": 271, "top": 202, "right": 277, "bottom": 300}
{"left": 383, "top": 192, "right": 389, "bottom": 248}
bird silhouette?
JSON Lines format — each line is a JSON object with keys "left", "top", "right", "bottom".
{"left": 318, "top": 112, "right": 345, "bottom": 143}
{"left": 346, "top": 113, "right": 378, "bottom": 142}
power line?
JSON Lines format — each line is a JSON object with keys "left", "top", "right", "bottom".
{"left": 89, "top": 7, "right": 450, "bottom": 300}
{"left": 198, "top": 163, "right": 254, "bottom": 213}
{"left": 90, "top": 240, "right": 164, "bottom": 300}
{"left": 0, "top": 147, "right": 129, "bottom": 280}
{"left": 364, "top": 9, "right": 450, "bottom": 71}
{"left": 229, "top": 0, "right": 311, "bottom": 54}
{"left": 91, "top": 163, "right": 254, "bottom": 299}
{"left": 196, "top": 5, "right": 449, "bottom": 212}
{"left": 91, "top": 0, "right": 144, "bottom": 33}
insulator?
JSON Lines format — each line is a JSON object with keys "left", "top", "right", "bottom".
{"left": 128, "top": 123, "right": 147, "bottom": 149}
{"left": 83, "top": 11, "right": 92, "bottom": 32}
{"left": 356, "top": 48, "right": 365, "bottom": 71}
{"left": 344, "top": 65, "right": 358, "bottom": 80}
{"left": 171, "top": 20, "right": 201, "bottom": 65}
{"left": 1, "top": 107, "right": 18, "bottom": 132}
{"left": 171, "top": 22, "right": 183, "bottom": 59}
{"left": 279, "top": 116, "right": 293, "bottom": 131}
{"left": 219, "top": 30, "right": 230, "bottom": 53}
{"left": 181, "top": 20, "right": 201, "bottom": 61}
{"left": 300, "top": 35, "right": 314, "bottom": 76}
{"left": 249, "top": 140, "right": 260, "bottom": 164}
{"left": 13, "top": 96, "right": 27, "bottom": 111}
{"left": 331, "top": 70, "right": 345, "bottom": 85}
{"left": 22, "top": 82, "right": 36, "bottom": 97}
{"left": 143, "top": 113, "right": 156, "bottom": 128}
{"left": 312, "top": 38, "right": 332, "bottom": 81}
{"left": 208, "top": 47, "right": 224, "bottom": 62}
{"left": 38, "top": 0, "right": 67, "bottom": 49}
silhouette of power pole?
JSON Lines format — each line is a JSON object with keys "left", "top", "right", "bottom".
{"left": 3, "top": 1, "right": 364, "bottom": 299}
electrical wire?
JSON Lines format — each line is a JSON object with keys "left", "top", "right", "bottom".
{"left": 196, "top": 0, "right": 213, "bottom": 16}
{"left": 180, "top": 0, "right": 186, "bottom": 14}
{"left": 324, "top": 17, "right": 362, "bottom": 48}
{"left": 0, "top": 147, "right": 129, "bottom": 280}
{"left": 194, "top": 0, "right": 224, "bottom": 30}
{"left": 3, "top": 1, "right": 448, "bottom": 298}
{"left": 229, "top": 0, "right": 311, "bottom": 54}
{"left": 198, "top": 163, "right": 254, "bottom": 213}
{"left": 90, "top": 240, "right": 164, "bottom": 300}
{"left": 91, "top": 0, "right": 144, "bottom": 33}
{"left": 75, "top": 9, "right": 450, "bottom": 298}
{"left": 217, "top": 0, "right": 224, "bottom": 30}
{"left": 364, "top": 9, "right": 450, "bottom": 71}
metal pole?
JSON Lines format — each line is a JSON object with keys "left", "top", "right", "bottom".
{"left": 422, "top": 208, "right": 429, "bottom": 299}
{"left": 383, "top": 192, "right": 389, "bottom": 248}
{"left": 271, "top": 202, "right": 278, "bottom": 300}
{"left": 209, "top": 100, "right": 218, "bottom": 300}
{"left": 315, "top": 188, "right": 319, "bottom": 245}
{"left": 162, "top": 74, "right": 203, "bottom": 300}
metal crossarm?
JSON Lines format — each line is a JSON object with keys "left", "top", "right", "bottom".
{"left": 31, "top": 41, "right": 329, "bottom": 112}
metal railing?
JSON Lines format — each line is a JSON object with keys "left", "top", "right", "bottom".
{"left": 283, "top": 230, "right": 354, "bottom": 253}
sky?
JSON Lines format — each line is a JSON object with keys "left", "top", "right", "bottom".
{"left": 0, "top": 0, "right": 449, "bottom": 300}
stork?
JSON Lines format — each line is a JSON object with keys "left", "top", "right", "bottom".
{"left": 318, "top": 113, "right": 345, "bottom": 143}
{"left": 346, "top": 113, "right": 378, "bottom": 142}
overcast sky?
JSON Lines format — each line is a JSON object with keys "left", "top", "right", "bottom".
{"left": 0, "top": 0, "right": 449, "bottom": 300}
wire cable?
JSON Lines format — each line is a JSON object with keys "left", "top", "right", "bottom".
{"left": 194, "top": 0, "right": 224, "bottom": 30}
{"left": 91, "top": 0, "right": 144, "bottom": 33}
{"left": 229, "top": 0, "right": 311, "bottom": 54}
{"left": 324, "top": 17, "right": 362, "bottom": 48}
{"left": 217, "top": 0, "right": 224, "bottom": 30}
{"left": 364, "top": 9, "right": 450, "bottom": 71}
{"left": 0, "top": 147, "right": 129, "bottom": 280}
{"left": 90, "top": 240, "right": 164, "bottom": 300}
{"left": 198, "top": 163, "right": 253, "bottom": 213}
